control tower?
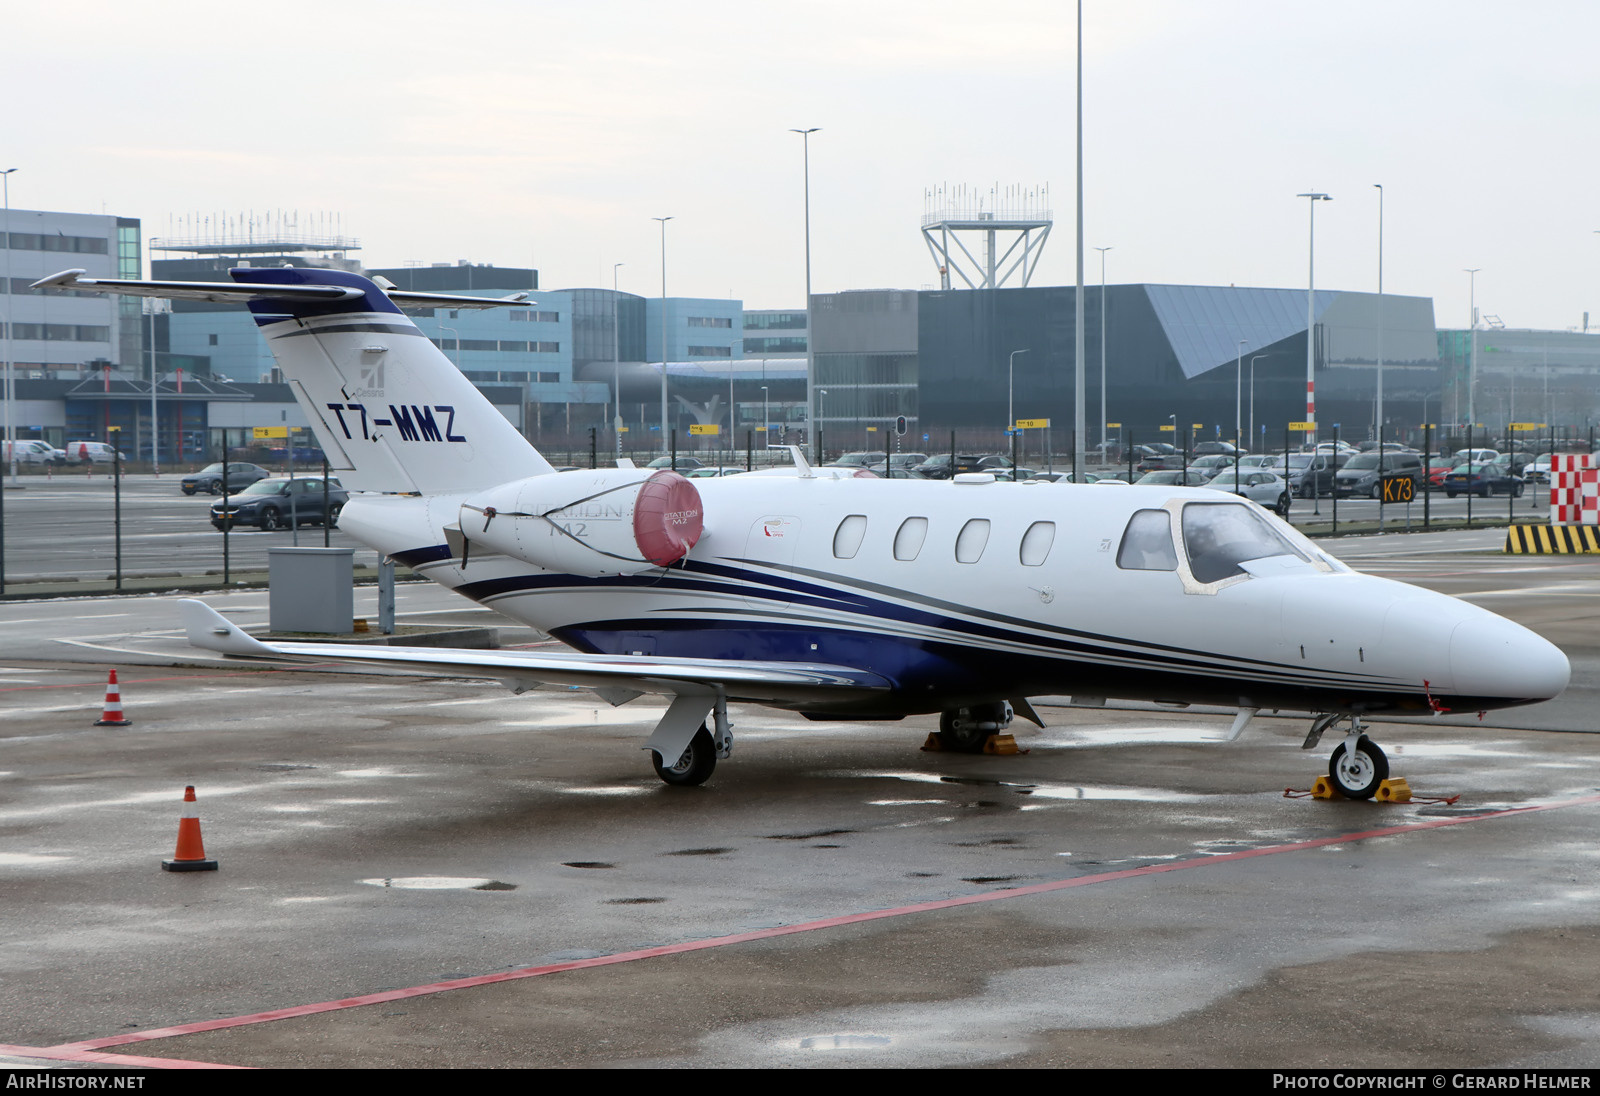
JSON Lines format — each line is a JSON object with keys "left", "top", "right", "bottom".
{"left": 921, "top": 184, "right": 1052, "bottom": 290}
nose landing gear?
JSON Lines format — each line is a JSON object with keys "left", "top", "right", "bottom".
{"left": 938, "top": 702, "right": 1014, "bottom": 753}
{"left": 1302, "top": 713, "right": 1390, "bottom": 800}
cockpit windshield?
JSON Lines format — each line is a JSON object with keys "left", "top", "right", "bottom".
{"left": 1181, "top": 502, "right": 1311, "bottom": 583}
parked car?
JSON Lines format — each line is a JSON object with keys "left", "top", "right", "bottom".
{"left": 835, "top": 451, "right": 887, "bottom": 468}
{"left": 1184, "top": 454, "right": 1237, "bottom": 483}
{"left": 1203, "top": 470, "right": 1291, "bottom": 517}
{"left": 1192, "top": 441, "right": 1242, "bottom": 457}
{"left": 1442, "top": 464, "right": 1524, "bottom": 498}
{"left": 912, "top": 454, "right": 990, "bottom": 480}
{"left": 645, "top": 456, "right": 703, "bottom": 472}
{"left": 210, "top": 476, "right": 349, "bottom": 530}
{"left": 63, "top": 441, "right": 126, "bottom": 464}
{"left": 181, "top": 462, "right": 272, "bottom": 495}
{"left": 864, "top": 453, "right": 928, "bottom": 477}
{"left": 1285, "top": 451, "right": 1351, "bottom": 498}
{"left": 1, "top": 440, "right": 64, "bottom": 466}
{"left": 1333, "top": 452, "right": 1426, "bottom": 499}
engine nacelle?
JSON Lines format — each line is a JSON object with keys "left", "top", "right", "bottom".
{"left": 459, "top": 469, "right": 704, "bottom": 576}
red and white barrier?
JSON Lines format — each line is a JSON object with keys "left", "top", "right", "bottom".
{"left": 1550, "top": 454, "right": 1598, "bottom": 525}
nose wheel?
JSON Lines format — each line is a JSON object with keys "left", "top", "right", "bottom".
{"left": 1328, "top": 734, "right": 1389, "bottom": 800}
{"left": 1304, "top": 714, "right": 1390, "bottom": 800}
{"left": 938, "top": 702, "right": 1013, "bottom": 753}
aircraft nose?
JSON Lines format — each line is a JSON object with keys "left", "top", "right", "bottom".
{"left": 1449, "top": 617, "right": 1570, "bottom": 703}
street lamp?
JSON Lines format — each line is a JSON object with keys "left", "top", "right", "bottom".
{"left": 1093, "top": 246, "right": 1112, "bottom": 455}
{"left": 1007, "top": 348, "right": 1031, "bottom": 438}
{"left": 1374, "top": 184, "right": 1384, "bottom": 444}
{"left": 790, "top": 127, "right": 819, "bottom": 458}
{"left": 817, "top": 387, "right": 827, "bottom": 464}
{"left": 1236, "top": 338, "right": 1246, "bottom": 449}
{"left": 613, "top": 262, "right": 624, "bottom": 456}
{"left": 1464, "top": 267, "right": 1481, "bottom": 429}
{"left": 1297, "top": 191, "right": 1332, "bottom": 445}
{"left": 654, "top": 216, "right": 673, "bottom": 455}
{"left": 761, "top": 385, "right": 769, "bottom": 443}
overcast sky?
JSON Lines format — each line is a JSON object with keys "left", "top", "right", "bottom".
{"left": 11, "top": 1, "right": 1600, "bottom": 329}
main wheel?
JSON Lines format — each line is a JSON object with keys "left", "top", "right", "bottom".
{"left": 259, "top": 508, "right": 282, "bottom": 531}
{"left": 652, "top": 725, "right": 717, "bottom": 786}
{"left": 1328, "top": 735, "right": 1389, "bottom": 800}
{"left": 938, "top": 707, "right": 995, "bottom": 753}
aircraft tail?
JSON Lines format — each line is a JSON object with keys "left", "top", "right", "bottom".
{"left": 239, "top": 267, "right": 553, "bottom": 495}
{"left": 28, "top": 265, "right": 555, "bottom": 496}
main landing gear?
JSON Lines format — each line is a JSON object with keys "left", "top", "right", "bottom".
{"left": 937, "top": 701, "right": 1015, "bottom": 753}
{"left": 1302, "top": 713, "right": 1389, "bottom": 800}
{"left": 646, "top": 693, "right": 735, "bottom": 787}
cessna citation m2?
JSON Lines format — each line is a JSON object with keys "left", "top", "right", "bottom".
{"left": 34, "top": 266, "right": 1570, "bottom": 795}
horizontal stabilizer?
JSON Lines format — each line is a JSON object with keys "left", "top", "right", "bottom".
{"left": 178, "top": 600, "right": 890, "bottom": 706}
{"left": 31, "top": 269, "right": 532, "bottom": 310}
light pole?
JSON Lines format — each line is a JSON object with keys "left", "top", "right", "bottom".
{"left": 791, "top": 127, "right": 819, "bottom": 456}
{"left": 761, "top": 385, "right": 769, "bottom": 444}
{"left": 1374, "top": 184, "right": 1384, "bottom": 443}
{"left": 817, "top": 388, "right": 827, "bottom": 464}
{"left": 3, "top": 168, "right": 15, "bottom": 485}
{"left": 1072, "top": 0, "right": 1087, "bottom": 479}
{"left": 1094, "top": 245, "right": 1112, "bottom": 456}
{"left": 1465, "top": 267, "right": 1478, "bottom": 428}
{"left": 1249, "top": 354, "right": 1272, "bottom": 448}
{"left": 654, "top": 216, "right": 673, "bottom": 455}
{"left": 1008, "top": 348, "right": 1031, "bottom": 465}
{"left": 1297, "top": 191, "right": 1332, "bottom": 446}
{"left": 147, "top": 299, "right": 162, "bottom": 476}
{"left": 1236, "top": 338, "right": 1246, "bottom": 449}
{"left": 613, "top": 262, "right": 624, "bottom": 456}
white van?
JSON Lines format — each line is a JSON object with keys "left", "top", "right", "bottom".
{"left": 63, "top": 441, "right": 125, "bottom": 464}
{"left": 2, "top": 440, "right": 62, "bottom": 466}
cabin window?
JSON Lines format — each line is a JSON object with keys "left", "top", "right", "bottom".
{"left": 1019, "top": 521, "right": 1055, "bottom": 566}
{"left": 1116, "top": 509, "right": 1178, "bottom": 571}
{"left": 832, "top": 514, "right": 868, "bottom": 559}
{"left": 893, "top": 517, "right": 928, "bottom": 561}
{"left": 1181, "top": 502, "right": 1306, "bottom": 583}
{"left": 954, "top": 519, "right": 990, "bottom": 564}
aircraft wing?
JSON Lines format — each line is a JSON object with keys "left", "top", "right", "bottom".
{"left": 178, "top": 599, "right": 890, "bottom": 705}
{"left": 30, "top": 269, "right": 531, "bottom": 310}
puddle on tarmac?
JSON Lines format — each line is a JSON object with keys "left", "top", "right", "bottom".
{"left": 606, "top": 897, "right": 666, "bottom": 904}
{"left": 336, "top": 767, "right": 421, "bottom": 778}
{"left": 0, "top": 853, "right": 69, "bottom": 866}
{"left": 554, "top": 785, "right": 651, "bottom": 797}
{"left": 562, "top": 861, "right": 615, "bottom": 870}
{"left": 359, "top": 877, "right": 515, "bottom": 890}
{"left": 664, "top": 847, "right": 733, "bottom": 857}
{"left": 795, "top": 1034, "right": 893, "bottom": 1051}
{"left": 867, "top": 798, "right": 947, "bottom": 807}
{"left": 839, "top": 769, "right": 1202, "bottom": 803}
{"left": 1037, "top": 725, "right": 1238, "bottom": 747}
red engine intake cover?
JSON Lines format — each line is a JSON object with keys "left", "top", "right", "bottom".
{"left": 632, "top": 471, "right": 704, "bottom": 566}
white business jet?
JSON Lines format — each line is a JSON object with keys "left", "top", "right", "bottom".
{"left": 32, "top": 267, "right": 1570, "bottom": 796}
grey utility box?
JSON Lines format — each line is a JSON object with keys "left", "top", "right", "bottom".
{"left": 268, "top": 547, "right": 355, "bottom": 634}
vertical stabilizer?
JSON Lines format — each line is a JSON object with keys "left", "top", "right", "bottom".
{"left": 240, "top": 267, "right": 553, "bottom": 495}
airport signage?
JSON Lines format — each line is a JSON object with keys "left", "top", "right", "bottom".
{"left": 1380, "top": 474, "right": 1415, "bottom": 504}
{"left": 1015, "top": 418, "right": 1050, "bottom": 430}
{"left": 1106, "top": 422, "right": 1121, "bottom": 429}
{"left": 1509, "top": 423, "right": 1545, "bottom": 431}
{"left": 253, "top": 427, "right": 289, "bottom": 439}
{"left": 688, "top": 424, "right": 720, "bottom": 436}
{"left": 1287, "top": 421, "right": 1314, "bottom": 431}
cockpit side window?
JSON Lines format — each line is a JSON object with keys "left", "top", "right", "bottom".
{"left": 1180, "top": 502, "right": 1308, "bottom": 583}
{"left": 1116, "top": 509, "right": 1178, "bottom": 571}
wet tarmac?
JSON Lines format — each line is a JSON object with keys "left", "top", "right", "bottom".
{"left": 0, "top": 531, "right": 1597, "bottom": 1068}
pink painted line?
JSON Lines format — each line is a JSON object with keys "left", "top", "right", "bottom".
{"left": 46, "top": 791, "right": 1600, "bottom": 1057}
{"left": 0, "top": 1042, "right": 248, "bottom": 1069}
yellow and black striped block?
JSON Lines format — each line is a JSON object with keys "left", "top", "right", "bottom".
{"left": 1505, "top": 524, "right": 1600, "bottom": 554}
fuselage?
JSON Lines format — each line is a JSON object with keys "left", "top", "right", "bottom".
{"left": 341, "top": 477, "right": 1570, "bottom": 719}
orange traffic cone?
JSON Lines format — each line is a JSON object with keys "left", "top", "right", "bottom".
{"left": 161, "top": 786, "right": 218, "bottom": 872}
{"left": 94, "top": 669, "right": 131, "bottom": 727}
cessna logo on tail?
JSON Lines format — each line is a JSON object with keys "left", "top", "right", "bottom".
{"left": 326, "top": 402, "right": 467, "bottom": 443}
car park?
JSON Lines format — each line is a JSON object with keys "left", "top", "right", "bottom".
{"left": 210, "top": 476, "right": 349, "bottom": 530}
{"left": 1184, "top": 453, "right": 1237, "bottom": 482}
{"left": 181, "top": 462, "right": 272, "bottom": 495}
{"left": 1285, "top": 451, "right": 1350, "bottom": 497}
{"left": 1203, "top": 469, "right": 1291, "bottom": 516}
